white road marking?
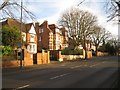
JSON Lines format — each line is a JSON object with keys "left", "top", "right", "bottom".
{"left": 61, "top": 64, "right": 66, "bottom": 66}
{"left": 90, "top": 61, "right": 107, "bottom": 68}
{"left": 84, "top": 65, "right": 87, "bottom": 67}
{"left": 50, "top": 73, "right": 70, "bottom": 80}
{"left": 89, "top": 63, "right": 100, "bottom": 67}
{"left": 102, "top": 61, "right": 106, "bottom": 63}
{"left": 70, "top": 65, "right": 82, "bottom": 69}
{"left": 15, "top": 85, "right": 30, "bottom": 90}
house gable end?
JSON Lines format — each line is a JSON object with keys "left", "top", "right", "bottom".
{"left": 29, "top": 24, "right": 36, "bottom": 35}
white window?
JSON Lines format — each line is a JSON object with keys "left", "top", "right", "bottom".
{"left": 30, "top": 34, "right": 35, "bottom": 42}
{"left": 49, "top": 32, "right": 53, "bottom": 39}
{"left": 33, "top": 45, "right": 35, "bottom": 52}
{"left": 56, "top": 42, "right": 60, "bottom": 46}
{"left": 22, "top": 34, "right": 26, "bottom": 41}
{"left": 49, "top": 42, "right": 52, "bottom": 46}
{"left": 65, "top": 37, "right": 68, "bottom": 41}
{"left": 39, "top": 28, "right": 41, "bottom": 33}
{"left": 56, "top": 34, "right": 59, "bottom": 41}
{"left": 65, "top": 32, "right": 67, "bottom": 36}
{"left": 56, "top": 28, "right": 61, "bottom": 34}
{"left": 29, "top": 45, "right": 32, "bottom": 52}
{"left": 27, "top": 44, "right": 37, "bottom": 53}
{"left": 39, "top": 37, "right": 41, "bottom": 41}
{"left": 40, "top": 28, "right": 44, "bottom": 33}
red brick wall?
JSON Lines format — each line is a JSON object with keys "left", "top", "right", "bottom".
{"left": 26, "top": 33, "right": 37, "bottom": 43}
{"left": 2, "top": 61, "right": 19, "bottom": 68}
{"left": 37, "top": 50, "right": 50, "bottom": 64}
{"left": 37, "top": 53, "right": 43, "bottom": 64}
{"left": 39, "top": 21, "right": 50, "bottom": 50}
{"left": 2, "top": 50, "right": 50, "bottom": 68}
{"left": 23, "top": 49, "right": 33, "bottom": 66}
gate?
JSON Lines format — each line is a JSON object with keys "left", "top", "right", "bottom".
{"left": 50, "top": 50, "right": 61, "bottom": 61}
{"left": 33, "top": 54, "right": 37, "bottom": 64}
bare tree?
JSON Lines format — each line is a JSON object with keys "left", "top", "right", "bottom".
{"left": 0, "top": 0, "right": 35, "bottom": 21}
{"left": 109, "top": 36, "right": 119, "bottom": 55}
{"left": 59, "top": 7, "right": 97, "bottom": 59}
{"left": 105, "top": 0, "right": 120, "bottom": 22}
{"left": 90, "top": 25, "right": 111, "bottom": 56}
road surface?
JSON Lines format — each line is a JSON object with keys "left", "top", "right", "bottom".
{"left": 2, "top": 56, "right": 119, "bottom": 89}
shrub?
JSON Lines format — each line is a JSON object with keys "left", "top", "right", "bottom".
{"left": 61, "top": 47, "right": 83, "bottom": 55}
{"left": 2, "top": 46, "right": 13, "bottom": 56}
{"left": 74, "top": 48, "right": 83, "bottom": 55}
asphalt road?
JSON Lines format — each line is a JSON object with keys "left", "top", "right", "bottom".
{"left": 2, "top": 56, "right": 119, "bottom": 89}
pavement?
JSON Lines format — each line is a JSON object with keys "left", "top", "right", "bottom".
{"left": 2, "top": 56, "right": 119, "bottom": 74}
{"left": 1, "top": 56, "right": 111, "bottom": 74}
{"left": 2, "top": 60, "right": 62, "bottom": 74}
{"left": 2, "top": 58, "right": 89, "bottom": 74}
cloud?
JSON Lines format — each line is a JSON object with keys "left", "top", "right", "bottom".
{"left": 37, "top": 13, "right": 60, "bottom": 24}
{"left": 25, "top": 0, "right": 118, "bottom": 35}
{"left": 78, "top": 0, "right": 118, "bottom": 35}
{"left": 35, "top": 0, "right": 79, "bottom": 24}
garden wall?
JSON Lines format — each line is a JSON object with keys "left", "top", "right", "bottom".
{"left": 97, "top": 52, "right": 109, "bottom": 56}
{"left": 1, "top": 49, "right": 50, "bottom": 68}
{"left": 61, "top": 55, "right": 85, "bottom": 61}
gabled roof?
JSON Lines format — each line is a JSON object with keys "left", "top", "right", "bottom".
{"left": 1, "top": 18, "right": 26, "bottom": 32}
{"left": 26, "top": 23, "right": 36, "bottom": 34}
{"left": 40, "top": 21, "right": 53, "bottom": 32}
{"left": 59, "top": 27, "right": 68, "bottom": 32}
{"left": 1, "top": 18, "right": 36, "bottom": 34}
{"left": 49, "top": 24, "right": 58, "bottom": 29}
{"left": 25, "top": 23, "right": 33, "bottom": 33}
{"left": 49, "top": 24, "right": 60, "bottom": 34}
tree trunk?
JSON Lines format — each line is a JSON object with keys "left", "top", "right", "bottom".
{"left": 83, "top": 36, "right": 87, "bottom": 59}
{"left": 84, "top": 47, "right": 87, "bottom": 59}
{"left": 95, "top": 46, "right": 98, "bottom": 56}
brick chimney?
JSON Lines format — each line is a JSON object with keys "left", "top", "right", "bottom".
{"left": 43, "top": 20, "right": 48, "bottom": 28}
{"left": 35, "top": 22, "right": 40, "bottom": 34}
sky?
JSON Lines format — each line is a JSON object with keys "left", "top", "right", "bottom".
{"left": 0, "top": 0, "right": 118, "bottom": 36}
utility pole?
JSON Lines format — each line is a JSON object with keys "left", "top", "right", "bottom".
{"left": 20, "top": 0, "right": 23, "bottom": 69}
{"left": 118, "top": 2, "right": 120, "bottom": 57}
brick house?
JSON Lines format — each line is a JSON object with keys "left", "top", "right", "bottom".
{"left": 59, "top": 27, "right": 68, "bottom": 49}
{"left": 1, "top": 18, "right": 37, "bottom": 54}
{"left": 36, "top": 21, "right": 54, "bottom": 51}
{"left": 23, "top": 23, "right": 37, "bottom": 54}
{"left": 37, "top": 20, "right": 68, "bottom": 51}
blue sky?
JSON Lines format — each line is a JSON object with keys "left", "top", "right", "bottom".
{"left": 0, "top": 0, "right": 118, "bottom": 36}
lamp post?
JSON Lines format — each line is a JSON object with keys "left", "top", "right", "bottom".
{"left": 20, "top": 0, "right": 23, "bottom": 69}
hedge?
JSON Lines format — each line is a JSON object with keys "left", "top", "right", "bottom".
{"left": 61, "top": 47, "right": 83, "bottom": 55}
